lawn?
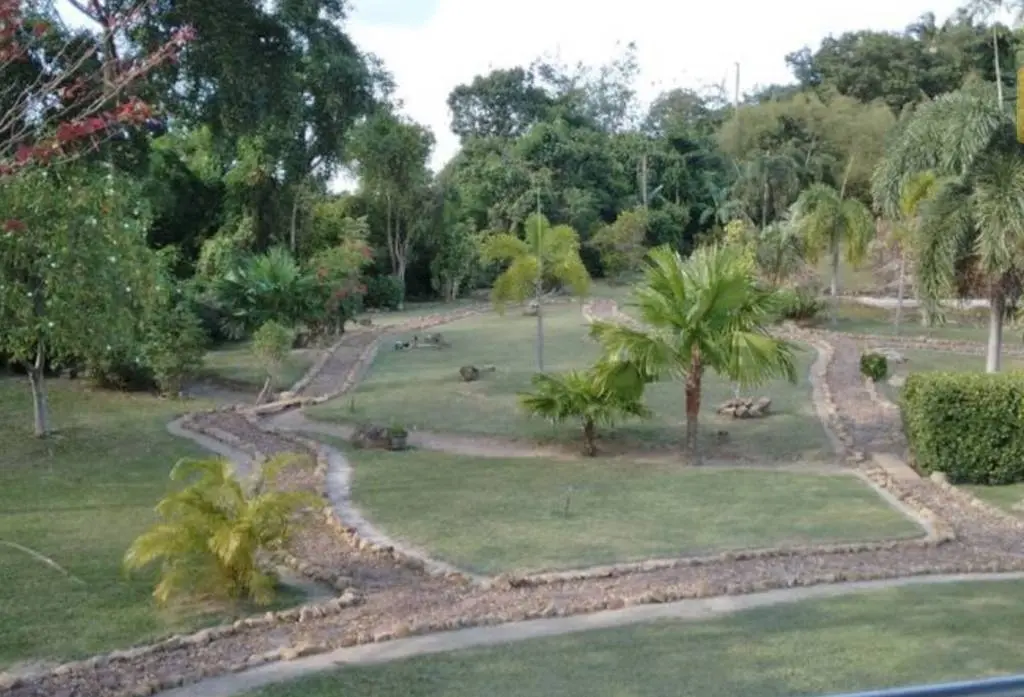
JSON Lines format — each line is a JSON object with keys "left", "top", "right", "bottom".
{"left": 339, "top": 445, "right": 922, "bottom": 575}
{"left": 0, "top": 375, "right": 299, "bottom": 669}
{"left": 246, "top": 579, "right": 1024, "bottom": 697}
{"left": 307, "top": 305, "right": 832, "bottom": 463}
{"left": 878, "top": 349, "right": 1024, "bottom": 403}
{"left": 200, "top": 341, "right": 318, "bottom": 391}
{"left": 827, "top": 301, "right": 999, "bottom": 343}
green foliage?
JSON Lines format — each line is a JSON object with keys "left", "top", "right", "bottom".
{"left": 774, "top": 287, "right": 826, "bottom": 323}
{"left": 519, "top": 368, "right": 651, "bottom": 456}
{"left": 252, "top": 321, "right": 295, "bottom": 380}
{"left": 589, "top": 245, "right": 797, "bottom": 455}
{"left": 143, "top": 296, "right": 207, "bottom": 396}
{"left": 755, "top": 222, "right": 805, "bottom": 287}
{"left": 430, "top": 220, "right": 480, "bottom": 302}
{"left": 590, "top": 208, "right": 649, "bottom": 280}
{"left": 901, "top": 372, "right": 1024, "bottom": 484}
{"left": 213, "top": 247, "right": 316, "bottom": 338}
{"left": 364, "top": 275, "right": 405, "bottom": 310}
{"left": 124, "top": 456, "right": 314, "bottom": 606}
{"left": 859, "top": 352, "right": 889, "bottom": 382}
{"left": 307, "top": 233, "right": 371, "bottom": 334}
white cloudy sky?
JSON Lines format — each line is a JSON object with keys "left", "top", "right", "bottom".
{"left": 347, "top": 0, "right": 971, "bottom": 172}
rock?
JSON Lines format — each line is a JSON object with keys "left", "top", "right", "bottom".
{"left": 929, "top": 471, "right": 950, "bottom": 485}
{"left": 888, "top": 374, "right": 906, "bottom": 388}
{"left": 281, "top": 642, "right": 325, "bottom": 661}
{"left": 459, "top": 365, "right": 480, "bottom": 382}
{"left": 351, "top": 423, "right": 391, "bottom": 449}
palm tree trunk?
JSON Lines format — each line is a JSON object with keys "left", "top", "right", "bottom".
{"left": 829, "top": 238, "right": 840, "bottom": 325}
{"left": 986, "top": 290, "right": 1005, "bottom": 374}
{"left": 535, "top": 296, "right": 544, "bottom": 373}
{"left": 582, "top": 418, "right": 597, "bottom": 457}
{"left": 895, "top": 252, "right": 906, "bottom": 335}
{"left": 28, "top": 342, "right": 49, "bottom": 438}
{"left": 994, "top": 23, "right": 1004, "bottom": 108}
{"left": 684, "top": 349, "right": 702, "bottom": 461}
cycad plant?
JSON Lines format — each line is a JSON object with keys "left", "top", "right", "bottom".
{"left": 480, "top": 213, "right": 590, "bottom": 372}
{"left": 124, "top": 456, "right": 314, "bottom": 606}
{"left": 872, "top": 83, "right": 1024, "bottom": 372}
{"left": 590, "top": 245, "right": 797, "bottom": 459}
{"left": 213, "top": 247, "right": 316, "bottom": 338}
{"left": 519, "top": 368, "right": 651, "bottom": 456}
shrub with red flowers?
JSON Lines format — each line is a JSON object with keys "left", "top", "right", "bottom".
{"left": 307, "top": 238, "right": 372, "bottom": 336}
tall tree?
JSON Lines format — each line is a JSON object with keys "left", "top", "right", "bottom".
{"left": 590, "top": 245, "right": 797, "bottom": 459}
{"left": 480, "top": 212, "right": 590, "bottom": 372}
{"left": 888, "top": 171, "right": 942, "bottom": 332}
{"left": 447, "top": 67, "right": 553, "bottom": 142}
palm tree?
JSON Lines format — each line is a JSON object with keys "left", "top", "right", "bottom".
{"left": 790, "top": 182, "right": 875, "bottom": 320}
{"left": 590, "top": 245, "right": 797, "bottom": 459}
{"left": 888, "top": 172, "right": 942, "bottom": 332}
{"left": 124, "top": 456, "right": 313, "bottom": 605}
{"left": 480, "top": 213, "right": 591, "bottom": 372}
{"left": 965, "top": 0, "right": 1023, "bottom": 107}
{"left": 872, "top": 84, "right": 1024, "bottom": 372}
{"left": 519, "top": 369, "right": 651, "bottom": 456}
{"left": 755, "top": 221, "right": 805, "bottom": 288}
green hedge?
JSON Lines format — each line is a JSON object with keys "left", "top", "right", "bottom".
{"left": 901, "top": 371, "right": 1024, "bottom": 484}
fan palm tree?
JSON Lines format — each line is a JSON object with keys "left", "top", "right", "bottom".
{"left": 872, "top": 84, "right": 1024, "bottom": 372}
{"left": 590, "top": 244, "right": 797, "bottom": 459}
{"left": 790, "top": 182, "right": 875, "bottom": 321}
{"left": 124, "top": 456, "right": 314, "bottom": 606}
{"left": 519, "top": 369, "right": 651, "bottom": 456}
{"left": 480, "top": 212, "right": 591, "bottom": 372}
{"left": 755, "top": 221, "right": 805, "bottom": 288}
{"left": 888, "top": 171, "right": 943, "bottom": 332}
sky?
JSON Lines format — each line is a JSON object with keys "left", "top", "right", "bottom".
{"left": 346, "top": 0, "right": 971, "bottom": 174}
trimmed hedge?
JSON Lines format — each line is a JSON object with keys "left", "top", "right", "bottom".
{"left": 901, "top": 371, "right": 1024, "bottom": 484}
{"left": 860, "top": 352, "right": 888, "bottom": 382}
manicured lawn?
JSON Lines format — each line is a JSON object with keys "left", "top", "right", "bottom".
{"left": 828, "top": 301, "right": 995, "bottom": 343}
{"left": 0, "top": 375, "right": 298, "bottom": 669}
{"left": 339, "top": 446, "right": 921, "bottom": 575}
{"left": 200, "top": 341, "right": 318, "bottom": 391}
{"left": 878, "top": 349, "right": 1024, "bottom": 403}
{"left": 308, "top": 305, "right": 832, "bottom": 462}
{"left": 246, "top": 579, "right": 1024, "bottom": 697}
{"left": 962, "top": 484, "right": 1024, "bottom": 515}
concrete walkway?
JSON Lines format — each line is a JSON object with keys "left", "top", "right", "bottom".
{"left": 158, "top": 572, "right": 1024, "bottom": 697}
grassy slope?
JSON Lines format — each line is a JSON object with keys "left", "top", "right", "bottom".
{"left": 247, "top": 579, "right": 1024, "bottom": 697}
{"left": 0, "top": 375, "right": 293, "bottom": 668}
{"left": 308, "top": 305, "right": 831, "bottom": 463}
{"left": 339, "top": 445, "right": 921, "bottom": 575}
{"left": 200, "top": 342, "right": 317, "bottom": 391}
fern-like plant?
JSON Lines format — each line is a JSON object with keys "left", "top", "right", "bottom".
{"left": 124, "top": 455, "right": 314, "bottom": 606}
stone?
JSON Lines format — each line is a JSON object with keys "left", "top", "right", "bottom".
{"left": 459, "top": 365, "right": 481, "bottom": 382}
{"left": 351, "top": 423, "right": 391, "bottom": 449}
{"left": 888, "top": 373, "right": 906, "bottom": 388}
{"left": 281, "top": 642, "right": 325, "bottom": 660}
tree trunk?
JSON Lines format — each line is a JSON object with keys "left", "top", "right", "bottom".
{"left": 289, "top": 192, "right": 300, "bottom": 254}
{"left": 535, "top": 292, "right": 545, "bottom": 373}
{"left": 256, "top": 375, "right": 273, "bottom": 405}
{"left": 829, "top": 238, "right": 840, "bottom": 325}
{"left": 28, "top": 342, "right": 49, "bottom": 438}
{"left": 994, "top": 23, "right": 1004, "bottom": 108}
{"left": 895, "top": 252, "right": 906, "bottom": 335}
{"left": 986, "top": 290, "right": 1005, "bottom": 374}
{"left": 684, "top": 349, "right": 702, "bottom": 461}
{"left": 582, "top": 418, "right": 597, "bottom": 457}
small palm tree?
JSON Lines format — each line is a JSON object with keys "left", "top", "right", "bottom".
{"left": 791, "top": 182, "right": 875, "bottom": 320}
{"left": 124, "top": 456, "right": 313, "bottom": 606}
{"left": 755, "top": 221, "right": 804, "bottom": 288}
{"left": 888, "top": 171, "right": 942, "bottom": 332}
{"left": 590, "top": 245, "right": 797, "bottom": 459}
{"left": 519, "top": 368, "right": 651, "bottom": 456}
{"left": 480, "top": 213, "right": 591, "bottom": 372}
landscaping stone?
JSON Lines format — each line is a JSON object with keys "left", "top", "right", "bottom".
{"left": 459, "top": 365, "right": 480, "bottom": 382}
{"left": 716, "top": 396, "right": 772, "bottom": 418}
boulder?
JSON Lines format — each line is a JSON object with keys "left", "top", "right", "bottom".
{"left": 351, "top": 424, "right": 391, "bottom": 449}
{"left": 459, "top": 365, "right": 481, "bottom": 382}
{"left": 716, "top": 396, "right": 772, "bottom": 419}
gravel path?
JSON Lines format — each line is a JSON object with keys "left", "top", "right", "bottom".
{"left": 9, "top": 301, "right": 1024, "bottom": 697}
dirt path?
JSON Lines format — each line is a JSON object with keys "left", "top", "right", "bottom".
{"left": 12, "top": 301, "right": 1024, "bottom": 697}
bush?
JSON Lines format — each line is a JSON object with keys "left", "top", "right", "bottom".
{"left": 775, "top": 286, "right": 825, "bottom": 323}
{"left": 901, "top": 372, "right": 1024, "bottom": 484}
{"left": 364, "top": 275, "right": 404, "bottom": 310}
{"left": 859, "top": 352, "right": 888, "bottom": 382}
{"left": 144, "top": 302, "right": 207, "bottom": 396}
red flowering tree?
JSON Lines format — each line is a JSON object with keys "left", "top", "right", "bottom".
{"left": 308, "top": 237, "right": 371, "bottom": 336}
{"left": 0, "top": 0, "right": 193, "bottom": 174}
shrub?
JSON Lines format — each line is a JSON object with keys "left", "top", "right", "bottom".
{"left": 364, "top": 275, "right": 404, "bottom": 310}
{"left": 859, "top": 352, "right": 888, "bottom": 382}
{"left": 124, "top": 456, "right": 314, "bottom": 606}
{"left": 775, "top": 286, "right": 825, "bottom": 323}
{"left": 144, "top": 300, "right": 207, "bottom": 396}
{"left": 901, "top": 372, "right": 1024, "bottom": 484}
{"left": 252, "top": 320, "right": 295, "bottom": 403}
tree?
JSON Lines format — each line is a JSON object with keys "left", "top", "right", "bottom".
{"left": 888, "top": 171, "right": 942, "bottom": 332}
{"left": 756, "top": 221, "right": 805, "bottom": 288}
{"left": 590, "top": 245, "right": 797, "bottom": 459}
{"left": 347, "top": 110, "right": 435, "bottom": 306}
{"left": 872, "top": 84, "right": 1024, "bottom": 372}
{"left": 124, "top": 455, "right": 313, "bottom": 606}
{"left": 447, "top": 67, "right": 553, "bottom": 141}
{"left": 251, "top": 321, "right": 294, "bottom": 404}
{"left": 480, "top": 212, "right": 591, "bottom": 372}
{"left": 0, "top": 163, "right": 157, "bottom": 437}
{"left": 519, "top": 369, "right": 650, "bottom": 456}
{"left": 590, "top": 208, "right": 648, "bottom": 281}
{"left": 430, "top": 220, "right": 479, "bottom": 302}
{"left": 212, "top": 247, "right": 317, "bottom": 338}
{"left": 790, "top": 182, "right": 875, "bottom": 315}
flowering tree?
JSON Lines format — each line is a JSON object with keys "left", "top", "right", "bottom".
{"left": 0, "top": 0, "right": 193, "bottom": 173}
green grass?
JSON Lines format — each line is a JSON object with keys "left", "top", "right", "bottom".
{"left": 308, "top": 305, "right": 832, "bottom": 462}
{"left": 878, "top": 349, "right": 1024, "bottom": 403}
{"left": 827, "top": 301, "right": 998, "bottom": 343}
{"left": 246, "top": 579, "right": 1024, "bottom": 697}
{"left": 200, "top": 341, "right": 318, "bottom": 391}
{"left": 337, "top": 445, "right": 921, "bottom": 575}
{"left": 962, "top": 484, "right": 1024, "bottom": 515}
{"left": 0, "top": 375, "right": 300, "bottom": 669}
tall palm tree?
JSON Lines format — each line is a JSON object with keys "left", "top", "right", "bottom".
{"left": 872, "top": 84, "right": 1024, "bottom": 372}
{"left": 519, "top": 369, "right": 651, "bottom": 456}
{"left": 480, "top": 213, "right": 590, "bottom": 372}
{"left": 590, "top": 245, "right": 797, "bottom": 459}
{"left": 790, "top": 182, "right": 875, "bottom": 320}
{"left": 965, "top": 0, "right": 1024, "bottom": 107}
{"left": 888, "top": 171, "right": 942, "bottom": 332}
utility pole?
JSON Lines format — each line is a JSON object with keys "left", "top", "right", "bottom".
{"left": 534, "top": 184, "right": 545, "bottom": 373}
